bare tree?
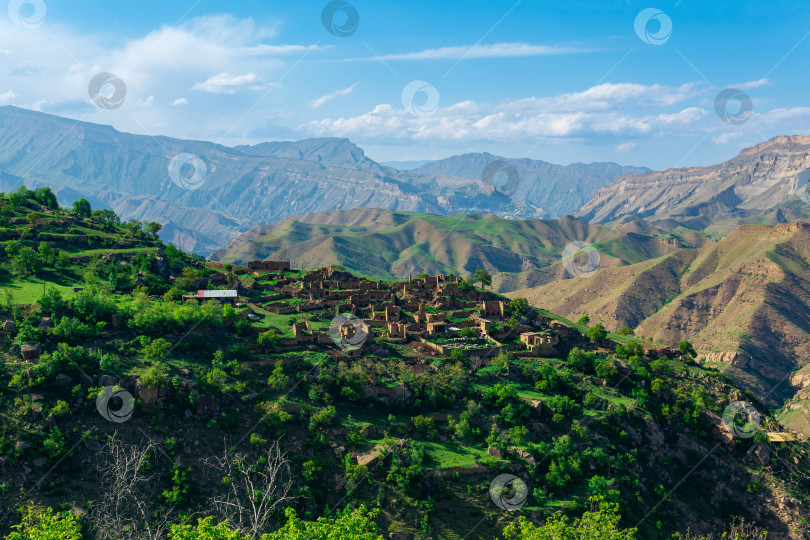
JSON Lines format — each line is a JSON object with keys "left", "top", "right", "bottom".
{"left": 89, "top": 434, "right": 173, "bottom": 540}
{"left": 204, "top": 439, "right": 296, "bottom": 539}
{"left": 678, "top": 516, "right": 769, "bottom": 539}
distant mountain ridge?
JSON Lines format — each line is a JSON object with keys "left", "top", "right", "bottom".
{"left": 577, "top": 135, "right": 810, "bottom": 235}
{"left": 0, "top": 106, "right": 645, "bottom": 255}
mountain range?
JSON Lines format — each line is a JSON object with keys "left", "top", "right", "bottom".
{"left": 0, "top": 106, "right": 646, "bottom": 255}
{"left": 577, "top": 135, "right": 810, "bottom": 235}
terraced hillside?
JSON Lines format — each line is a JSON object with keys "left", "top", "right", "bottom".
{"left": 0, "top": 186, "right": 809, "bottom": 539}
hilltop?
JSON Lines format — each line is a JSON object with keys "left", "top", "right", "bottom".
{"left": 0, "top": 186, "right": 809, "bottom": 539}
{"left": 210, "top": 208, "right": 693, "bottom": 292}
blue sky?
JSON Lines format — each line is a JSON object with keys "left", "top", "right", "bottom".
{"left": 1, "top": 0, "right": 808, "bottom": 169}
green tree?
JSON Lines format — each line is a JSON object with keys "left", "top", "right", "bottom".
{"left": 6, "top": 506, "right": 82, "bottom": 540}
{"left": 586, "top": 323, "right": 607, "bottom": 343}
{"left": 472, "top": 269, "right": 492, "bottom": 290}
{"left": 26, "top": 211, "right": 40, "bottom": 225}
{"left": 258, "top": 329, "right": 280, "bottom": 351}
{"left": 38, "top": 286, "right": 66, "bottom": 315}
{"left": 678, "top": 340, "right": 697, "bottom": 358}
{"left": 578, "top": 315, "right": 590, "bottom": 325}
{"left": 144, "top": 221, "right": 163, "bottom": 239}
{"left": 71, "top": 198, "right": 92, "bottom": 218}
{"left": 503, "top": 497, "right": 636, "bottom": 539}
{"left": 168, "top": 517, "right": 245, "bottom": 540}
{"left": 142, "top": 337, "right": 172, "bottom": 361}
{"left": 32, "top": 187, "right": 59, "bottom": 210}
{"left": 617, "top": 326, "right": 634, "bottom": 336}
{"left": 263, "top": 506, "right": 383, "bottom": 539}
{"left": 11, "top": 247, "right": 42, "bottom": 277}
{"left": 92, "top": 209, "right": 120, "bottom": 230}
{"left": 510, "top": 297, "right": 530, "bottom": 317}
{"left": 267, "top": 360, "right": 290, "bottom": 392}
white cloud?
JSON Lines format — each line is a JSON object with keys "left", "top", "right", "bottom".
{"left": 301, "top": 82, "right": 712, "bottom": 142}
{"left": 192, "top": 73, "right": 272, "bottom": 94}
{"left": 310, "top": 83, "right": 358, "bottom": 108}
{"left": 732, "top": 78, "right": 770, "bottom": 90}
{"left": 138, "top": 95, "right": 155, "bottom": 106}
{"left": 355, "top": 42, "right": 591, "bottom": 61}
{"left": 171, "top": 97, "right": 189, "bottom": 106}
{"left": 0, "top": 90, "right": 18, "bottom": 104}
{"left": 615, "top": 142, "right": 637, "bottom": 153}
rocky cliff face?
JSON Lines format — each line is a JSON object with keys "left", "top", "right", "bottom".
{"left": 576, "top": 135, "right": 810, "bottom": 229}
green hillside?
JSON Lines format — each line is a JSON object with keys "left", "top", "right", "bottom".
{"left": 211, "top": 208, "right": 692, "bottom": 293}
{"left": 1, "top": 186, "right": 809, "bottom": 539}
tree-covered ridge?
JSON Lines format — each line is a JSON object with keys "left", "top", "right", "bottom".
{"left": 0, "top": 187, "right": 808, "bottom": 539}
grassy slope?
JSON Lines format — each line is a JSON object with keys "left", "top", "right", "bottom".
{"left": 211, "top": 208, "right": 685, "bottom": 292}
{"left": 509, "top": 222, "right": 810, "bottom": 431}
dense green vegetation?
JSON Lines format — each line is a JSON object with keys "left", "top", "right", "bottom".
{"left": 0, "top": 187, "right": 808, "bottom": 539}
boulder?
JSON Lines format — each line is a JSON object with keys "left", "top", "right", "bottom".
{"left": 529, "top": 400, "right": 543, "bottom": 413}
{"left": 195, "top": 394, "right": 221, "bottom": 416}
{"left": 137, "top": 383, "right": 160, "bottom": 405}
{"left": 38, "top": 318, "right": 54, "bottom": 330}
{"left": 2, "top": 320, "right": 16, "bottom": 333}
{"left": 613, "top": 360, "right": 632, "bottom": 376}
{"left": 356, "top": 448, "right": 381, "bottom": 467}
{"left": 20, "top": 343, "right": 42, "bottom": 362}
{"left": 516, "top": 448, "right": 536, "bottom": 467}
{"left": 487, "top": 446, "right": 503, "bottom": 459}
{"left": 749, "top": 443, "right": 771, "bottom": 466}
